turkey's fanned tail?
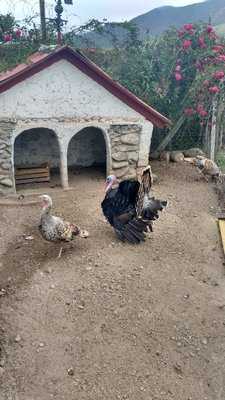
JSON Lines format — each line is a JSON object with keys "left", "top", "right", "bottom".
{"left": 136, "top": 165, "right": 153, "bottom": 217}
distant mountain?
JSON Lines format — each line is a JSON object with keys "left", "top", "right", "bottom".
{"left": 74, "top": 0, "right": 225, "bottom": 48}
{"left": 132, "top": 0, "right": 225, "bottom": 36}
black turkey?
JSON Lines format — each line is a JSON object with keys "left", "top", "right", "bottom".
{"left": 101, "top": 166, "right": 167, "bottom": 244}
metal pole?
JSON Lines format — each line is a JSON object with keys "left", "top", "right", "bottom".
{"left": 39, "top": 0, "right": 47, "bottom": 42}
{"left": 55, "top": 0, "right": 64, "bottom": 46}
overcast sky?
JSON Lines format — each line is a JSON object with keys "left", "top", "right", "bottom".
{"left": 1, "top": 0, "right": 205, "bottom": 25}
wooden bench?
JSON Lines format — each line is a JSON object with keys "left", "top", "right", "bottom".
{"left": 15, "top": 163, "right": 50, "bottom": 185}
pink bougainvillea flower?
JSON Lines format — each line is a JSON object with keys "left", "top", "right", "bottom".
{"left": 209, "top": 86, "right": 220, "bottom": 94}
{"left": 196, "top": 104, "right": 204, "bottom": 113}
{"left": 184, "top": 23, "right": 194, "bottom": 31}
{"left": 183, "top": 39, "right": 192, "bottom": 50}
{"left": 15, "top": 29, "right": 22, "bottom": 38}
{"left": 212, "top": 45, "right": 224, "bottom": 53}
{"left": 203, "top": 80, "right": 210, "bottom": 87}
{"left": 199, "top": 110, "right": 208, "bottom": 117}
{"left": 184, "top": 108, "right": 195, "bottom": 116}
{"left": 198, "top": 36, "right": 206, "bottom": 48}
{"left": 175, "top": 65, "right": 181, "bottom": 72}
{"left": 206, "top": 25, "right": 214, "bottom": 34}
{"left": 175, "top": 72, "right": 182, "bottom": 81}
{"left": 213, "top": 70, "right": 225, "bottom": 80}
{"left": 3, "top": 34, "right": 13, "bottom": 42}
{"left": 178, "top": 29, "right": 185, "bottom": 38}
{"left": 217, "top": 55, "right": 225, "bottom": 62}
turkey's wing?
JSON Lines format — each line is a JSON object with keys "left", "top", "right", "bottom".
{"left": 113, "top": 214, "right": 148, "bottom": 244}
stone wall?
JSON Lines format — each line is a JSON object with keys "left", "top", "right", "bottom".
{"left": 109, "top": 124, "right": 141, "bottom": 180}
{"left": 0, "top": 120, "right": 145, "bottom": 195}
{"left": 0, "top": 120, "right": 15, "bottom": 194}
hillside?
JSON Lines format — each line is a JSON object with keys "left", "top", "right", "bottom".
{"left": 132, "top": 0, "right": 225, "bottom": 36}
{"left": 215, "top": 23, "right": 225, "bottom": 36}
{"left": 73, "top": 0, "right": 225, "bottom": 48}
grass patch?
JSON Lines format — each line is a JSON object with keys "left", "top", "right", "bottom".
{"left": 216, "top": 151, "right": 225, "bottom": 173}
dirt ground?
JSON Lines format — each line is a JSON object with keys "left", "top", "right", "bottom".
{"left": 1, "top": 161, "right": 225, "bottom": 400}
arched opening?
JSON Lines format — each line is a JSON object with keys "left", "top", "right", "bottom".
{"left": 67, "top": 127, "right": 107, "bottom": 184}
{"left": 14, "top": 128, "right": 61, "bottom": 190}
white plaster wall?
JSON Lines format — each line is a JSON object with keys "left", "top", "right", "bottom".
{"left": 0, "top": 60, "right": 146, "bottom": 122}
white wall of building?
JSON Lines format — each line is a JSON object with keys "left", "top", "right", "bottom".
{"left": 0, "top": 60, "right": 147, "bottom": 122}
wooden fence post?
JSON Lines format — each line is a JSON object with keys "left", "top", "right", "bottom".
{"left": 210, "top": 99, "right": 217, "bottom": 161}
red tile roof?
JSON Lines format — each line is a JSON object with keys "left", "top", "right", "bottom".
{"left": 0, "top": 46, "right": 170, "bottom": 128}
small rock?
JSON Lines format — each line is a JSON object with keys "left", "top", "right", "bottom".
{"left": 177, "top": 342, "right": 182, "bottom": 347}
{"left": 202, "top": 338, "right": 208, "bottom": 345}
{"left": 115, "top": 166, "right": 130, "bottom": 178}
{"left": 184, "top": 294, "right": 190, "bottom": 300}
{"left": 39, "top": 342, "right": 45, "bottom": 348}
{"left": 0, "top": 288, "right": 6, "bottom": 297}
{"left": 184, "top": 148, "right": 205, "bottom": 158}
{"left": 50, "top": 284, "right": 55, "bottom": 289}
{"left": 170, "top": 151, "right": 184, "bottom": 163}
{"left": 152, "top": 173, "right": 159, "bottom": 183}
{"left": 174, "top": 363, "right": 183, "bottom": 374}
{"left": 150, "top": 151, "right": 160, "bottom": 160}
{"left": 1, "top": 163, "right": 11, "bottom": 171}
{"left": 0, "top": 177, "right": 13, "bottom": 187}
{"left": 0, "top": 359, "right": 5, "bottom": 367}
{"left": 67, "top": 367, "right": 74, "bottom": 376}
{"left": 160, "top": 151, "right": 170, "bottom": 163}
{"left": 112, "top": 152, "right": 128, "bottom": 162}
{"left": 121, "top": 134, "right": 139, "bottom": 145}
{"left": 15, "top": 334, "right": 21, "bottom": 343}
{"left": 24, "top": 235, "right": 34, "bottom": 241}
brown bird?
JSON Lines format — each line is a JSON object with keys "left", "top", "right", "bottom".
{"left": 39, "top": 194, "right": 88, "bottom": 258}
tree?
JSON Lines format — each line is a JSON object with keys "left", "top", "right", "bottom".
{"left": 0, "top": 13, "right": 16, "bottom": 41}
